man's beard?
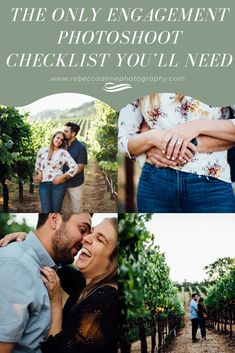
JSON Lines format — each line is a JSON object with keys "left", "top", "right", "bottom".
{"left": 52, "top": 222, "right": 76, "bottom": 265}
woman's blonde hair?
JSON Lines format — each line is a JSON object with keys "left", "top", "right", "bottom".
{"left": 141, "top": 93, "right": 185, "bottom": 116}
{"left": 78, "top": 217, "right": 118, "bottom": 304}
{"left": 48, "top": 130, "right": 67, "bottom": 160}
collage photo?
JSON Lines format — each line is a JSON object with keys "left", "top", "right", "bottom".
{"left": 1, "top": 1, "right": 235, "bottom": 353}
{"left": 0, "top": 91, "right": 235, "bottom": 353}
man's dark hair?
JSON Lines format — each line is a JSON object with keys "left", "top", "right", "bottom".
{"left": 37, "top": 214, "right": 50, "bottom": 229}
{"left": 36, "top": 213, "right": 93, "bottom": 229}
{"left": 192, "top": 292, "right": 198, "bottom": 299}
{"left": 64, "top": 122, "right": 80, "bottom": 135}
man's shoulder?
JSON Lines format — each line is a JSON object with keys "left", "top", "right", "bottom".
{"left": 0, "top": 240, "right": 39, "bottom": 274}
{"left": 73, "top": 139, "right": 87, "bottom": 150}
{"left": 0, "top": 241, "right": 28, "bottom": 259}
{"left": 69, "top": 140, "right": 87, "bottom": 159}
{"left": 190, "top": 300, "right": 197, "bottom": 307}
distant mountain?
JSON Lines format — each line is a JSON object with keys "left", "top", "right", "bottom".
{"left": 31, "top": 100, "right": 96, "bottom": 120}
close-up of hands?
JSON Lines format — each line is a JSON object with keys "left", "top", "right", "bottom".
{"left": 147, "top": 144, "right": 197, "bottom": 168}
{"left": 52, "top": 175, "right": 65, "bottom": 185}
{"left": 161, "top": 121, "right": 199, "bottom": 162}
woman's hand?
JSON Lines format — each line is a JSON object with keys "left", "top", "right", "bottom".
{"left": 40, "top": 267, "right": 62, "bottom": 305}
{"left": 35, "top": 172, "right": 43, "bottom": 184}
{"left": 0, "top": 232, "right": 26, "bottom": 247}
{"left": 162, "top": 121, "right": 200, "bottom": 160}
{"left": 41, "top": 267, "right": 63, "bottom": 337}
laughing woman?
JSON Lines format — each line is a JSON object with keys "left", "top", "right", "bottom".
{"left": 35, "top": 131, "right": 78, "bottom": 212}
{"left": 40, "top": 217, "right": 118, "bottom": 353}
{"left": 119, "top": 93, "right": 235, "bottom": 212}
{"left": 0, "top": 218, "right": 118, "bottom": 353}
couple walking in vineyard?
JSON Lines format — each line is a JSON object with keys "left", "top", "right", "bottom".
{"left": 190, "top": 292, "right": 207, "bottom": 343}
{"left": 35, "top": 122, "right": 87, "bottom": 213}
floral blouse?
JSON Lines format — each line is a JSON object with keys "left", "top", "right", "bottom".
{"left": 118, "top": 93, "right": 235, "bottom": 183}
{"left": 35, "top": 147, "right": 78, "bottom": 182}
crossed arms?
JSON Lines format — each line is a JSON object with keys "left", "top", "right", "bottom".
{"left": 127, "top": 119, "right": 235, "bottom": 168}
{"left": 115, "top": 97, "right": 235, "bottom": 167}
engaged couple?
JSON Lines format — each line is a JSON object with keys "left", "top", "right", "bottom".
{"left": 190, "top": 292, "right": 207, "bottom": 343}
{"left": 35, "top": 122, "right": 87, "bottom": 212}
{"left": 0, "top": 213, "right": 118, "bottom": 353}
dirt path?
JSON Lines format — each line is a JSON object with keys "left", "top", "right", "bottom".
{"left": 130, "top": 293, "right": 234, "bottom": 353}
{"left": 168, "top": 292, "right": 234, "bottom": 353}
{"left": 82, "top": 160, "right": 117, "bottom": 212}
{"left": 0, "top": 160, "right": 117, "bottom": 213}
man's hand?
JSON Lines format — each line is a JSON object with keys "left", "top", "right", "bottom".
{"left": 147, "top": 145, "right": 196, "bottom": 168}
{"left": 52, "top": 175, "right": 66, "bottom": 185}
{"left": 147, "top": 147, "right": 180, "bottom": 168}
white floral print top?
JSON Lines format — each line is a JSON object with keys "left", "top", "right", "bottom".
{"left": 35, "top": 147, "right": 78, "bottom": 182}
{"left": 118, "top": 93, "right": 235, "bottom": 183}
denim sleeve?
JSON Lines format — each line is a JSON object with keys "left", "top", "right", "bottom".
{"left": 0, "top": 258, "right": 34, "bottom": 342}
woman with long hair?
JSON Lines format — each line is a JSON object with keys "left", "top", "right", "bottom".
{"left": 119, "top": 93, "right": 235, "bottom": 212}
{"left": 198, "top": 297, "right": 207, "bottom": 340}
{"left": 35, "top": 130, "right": 78, "bottom": 212}
{"left": 0, "top": 218, "right": 118, "bottom": 353}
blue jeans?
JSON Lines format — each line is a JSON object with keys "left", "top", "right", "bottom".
{"left": 198, "top": 317, "right": 206, "bottom": 338}
{"left": 39, "top": 182, "right": 66, "bottom": 212}
{"left": 137, "top": 163, "right": 235, "bottom": 213}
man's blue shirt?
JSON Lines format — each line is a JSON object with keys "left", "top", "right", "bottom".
{"left": 0, "top": 232, "right": 58, "bottom": 353}
{"left": 64, "top": 139, "right": 88, "bottom": 187}
{"left": 189, "top": 299, "right": 198, "bottom": 320}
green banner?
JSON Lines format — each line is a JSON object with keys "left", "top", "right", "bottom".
{"left": 0, "top": 0, "right": 234, "bottom": 109}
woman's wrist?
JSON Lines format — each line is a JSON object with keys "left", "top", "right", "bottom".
{"left": 50, "top": 296, "right": 62, "bottom": 308}
{"left": 195, "top": 120, "right": 208, "bottom": 136}
{"left": 149, "top": 129, "right": 166, "bottom": 149}
{"left": 128, "top": 129, "right": 164, "bottom": 155}
{"left": 183, "top": 120, "right": 202, "bottom": 137}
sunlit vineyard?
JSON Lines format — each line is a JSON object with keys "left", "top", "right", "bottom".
{"left": 118, "top": 214, "right": 235, "bottom": 353}
{"left": 174, "top": 264, "right": 235, "bottom": 339}
{"left": 0, "top": 102, "right": 117, "bottom": 211}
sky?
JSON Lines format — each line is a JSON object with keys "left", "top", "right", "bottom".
{"left": 17, "top": 93, "right": 95, "bottom": 116}
{"left": 146, "top": 214, "right": 235, "bottom": 283}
